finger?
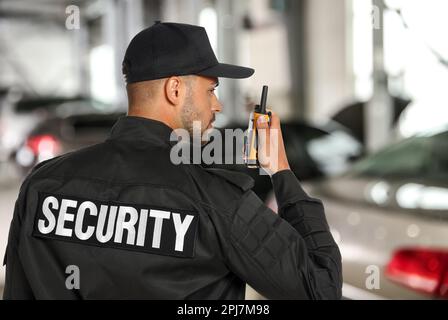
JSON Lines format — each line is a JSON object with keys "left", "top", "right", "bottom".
{"left": 257, "top": 128, "right": 270, "bottom": 167}
{"left": 268, "top": 111, "right": 280, "bottom": 129}
{"left": 257, "top": 115, "right": 270, "bottom": 129}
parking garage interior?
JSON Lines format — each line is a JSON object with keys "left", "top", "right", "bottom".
{"left": 1, "top": 0, "right": 447, "bottom": 300}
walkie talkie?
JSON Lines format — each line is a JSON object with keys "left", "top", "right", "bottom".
{"left": 243, "top": 85, "right": 271, "bottom": 168}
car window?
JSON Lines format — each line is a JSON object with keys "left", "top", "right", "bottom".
{"left": 428, "top": 131, "right": 448, "bottom": 180}
{"left": 351, "top": 136, "right": 431, "bottom": 178}
{"left": 282, "top": 125, "right": 324, "bottom": 179}
{"left": 72, "top": 116, "right": 120, "bottom": 132}
{"left": 307, "top": 130, "right": 363, "bottom": 176}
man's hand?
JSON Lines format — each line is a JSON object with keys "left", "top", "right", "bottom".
{"left": 256, "top": 111, "right": 291, "bottom": 176}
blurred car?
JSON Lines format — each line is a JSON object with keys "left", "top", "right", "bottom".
{"left": 209, "top": 120, "right": 364, "bottom": 201}
{"left": 13, "top": 111, "right": 124, "bottom": 173}
{"left": 267, "top": 127, "right": 448, "bottom": 299}
{"left": 0, "top": 91, "right": 45, "bottom": 162}
{"left": 0, "top": 93, "right": 115, "bottom": 163}
{"left": 14, "top": 113, "right": 363, "bottom": 195}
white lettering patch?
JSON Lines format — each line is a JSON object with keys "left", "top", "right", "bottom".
{"left": 33, "top": 192, "right": 198, "bottom": 258}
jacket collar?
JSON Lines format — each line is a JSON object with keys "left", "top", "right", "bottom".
{"left": 108, "top": 116, "right": 176, "bottom": 147}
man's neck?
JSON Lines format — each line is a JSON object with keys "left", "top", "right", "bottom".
{"left": 127, "top": 110, "right": 177, "bottom": 131}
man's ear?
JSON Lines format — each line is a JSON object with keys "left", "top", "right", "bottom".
{"left": 165, "top": 76, "right": 182, "bottom": 106}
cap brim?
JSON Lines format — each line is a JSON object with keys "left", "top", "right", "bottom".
{"left": 197, "top": 63, "right": 254, "bottom": 79}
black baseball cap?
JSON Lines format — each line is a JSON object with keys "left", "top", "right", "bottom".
{"left": 122, "top": 21, "right": 255, "bottom": 83}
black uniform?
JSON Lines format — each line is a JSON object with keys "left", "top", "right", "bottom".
{"left": 3, "top": 116, "right": 342, "bottom": 299}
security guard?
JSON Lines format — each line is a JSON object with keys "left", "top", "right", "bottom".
{"left": 3, "top": 22, "right": 342, "bottom": 299}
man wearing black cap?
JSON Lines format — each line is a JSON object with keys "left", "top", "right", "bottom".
{"left": 3, "top": 22, "right": 342, "bottom": 300}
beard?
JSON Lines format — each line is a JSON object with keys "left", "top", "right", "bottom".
{"left": 180, "top": 94, "right": 201, "bottom": 137}
{"left": 180, "top": 92, "right": 214, "bottom": 146}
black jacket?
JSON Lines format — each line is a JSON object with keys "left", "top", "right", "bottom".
{"left": 3, "top": 116, "right": 342, "bottom": 299}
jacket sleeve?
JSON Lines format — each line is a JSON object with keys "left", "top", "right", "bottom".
{"left": 225, "top": 170, "right": 342, "bottom": 300}
{"left": 3, "top": 198, "right": 34, "bottom": 299}
{"left": 1, "top": 163, "right": 45, "bottom": 300}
